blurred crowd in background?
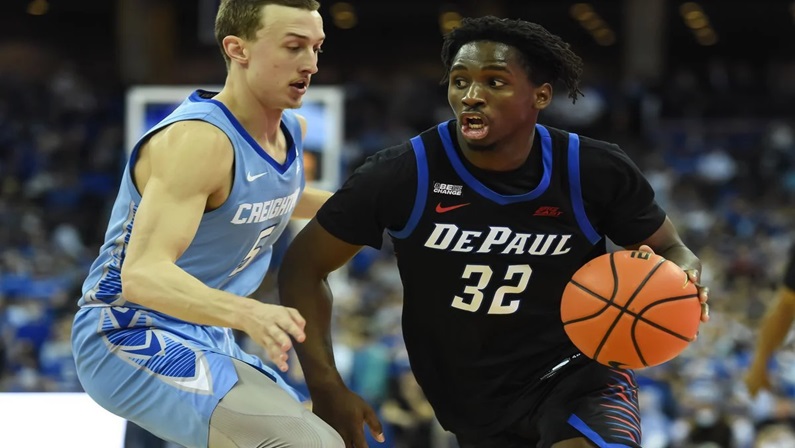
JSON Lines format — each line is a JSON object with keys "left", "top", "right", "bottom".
{"left": 1, "top": 0, "right": 795, "bottom": 447}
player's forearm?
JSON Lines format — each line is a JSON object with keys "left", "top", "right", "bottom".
{"left": 752, "top": 288, "right": 795, "bottom": 363}
{"left": 657, "top": 244, "right": 702, "bottom": 275}
{"left": 121, "top": 260, "right": 252, "bottom": 330}
{"left": 278, "top": 265, "right": 345, "bottom": 390}
{"left": 292, "top": 187, "right": 332, "bottom": 219}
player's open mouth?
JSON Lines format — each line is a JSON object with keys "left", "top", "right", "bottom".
{"left": 461, "top": 114, "right": 489, "bottom": 140}
{"left": 290, "top": 81, "right": 308, "bottom": 94}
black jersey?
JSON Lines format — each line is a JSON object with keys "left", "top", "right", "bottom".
{"left": 785, "top": 244, "right": 795, "bottom": 291}
{"left": 317, "top": 120, "right": 665, "bottom": 436}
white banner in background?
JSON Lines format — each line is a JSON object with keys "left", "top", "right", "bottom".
{"left": 0, "top": 393, "right": 126, "bottom": 448}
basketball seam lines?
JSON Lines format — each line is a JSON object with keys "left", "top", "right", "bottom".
{"left": 566, "top": 285, "right": 698, "bottom": 366}
{"left": 564, "top": 281, "right": 617, "bottom": 324}
{"left": 590, "top": 252, "right": 622, "bottom": 361}
{"left": 592, "top": 256, "right": 665, "bottom": 365}
{"left": 562, "top": 252, "right": 621, "bottom": 325}
{"left": 565, "top": 282, "right": 698, "bottom": 340}
{"left": 631, "top": 295, "right": 700, "bottom": 343}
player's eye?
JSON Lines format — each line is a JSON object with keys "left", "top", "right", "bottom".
{"left": 453, "top": 78, "right": 468, "bottom": 88}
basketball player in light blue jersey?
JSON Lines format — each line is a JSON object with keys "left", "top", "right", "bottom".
{"left": 70, "top": 1, "right": 344, "bottom": 447}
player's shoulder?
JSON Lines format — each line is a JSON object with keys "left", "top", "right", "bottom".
{"left": 156, "top": 120, "right": 230, "bottom": 147}
{"left": 544, "top": 125, "right": 635, "bottom": 172}
{"left": 577, "top": 134, "right": 622, "bottom": 154}
{"left": 292, "top": 112, "right": 308, "bottom": 136}
{"left": 282, "top": 109, "right": 306, "bottom": 139}
{"left": 144, "top": 120, "right": 233, "bottom": 165}
{"left": 356, "top": 140, "right": 416, "bottom": 174}
{"left": 540, "top": 124, "right": 620, "bottom": 154}
{"left": 338, "top": 140, "right": 418, "bottom": 194}
{"left": 577, "top": 134, "right": 629, "bottom": 170}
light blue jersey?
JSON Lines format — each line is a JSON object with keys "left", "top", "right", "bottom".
{"left": 71, "top": 90, "right": 306, "bottom": 448}
{"left": 80, "top": 89, "right": 305, "bottom": 307}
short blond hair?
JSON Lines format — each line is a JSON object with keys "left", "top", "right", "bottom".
{"left": 215, "top": 0, "right": 321, "bottom": 66}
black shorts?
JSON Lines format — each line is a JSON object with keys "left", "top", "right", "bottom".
{"left": 455, "top": 361, "right": 642, "bottom": 448}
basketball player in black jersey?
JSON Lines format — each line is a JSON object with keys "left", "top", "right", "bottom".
{"left": 745, "top": 244, "right": 795, "bottom": 397}
{"left": 279, "top": 16, "right": 710, "bottom": 448}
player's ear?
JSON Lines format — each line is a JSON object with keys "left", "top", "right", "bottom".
{"left": 534, "top": 83, "right": 552, "bottom": 110}
{"left": 223, "top": 35, "right": 248, "bottom": 65}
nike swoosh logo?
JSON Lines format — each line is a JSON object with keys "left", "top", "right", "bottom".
{"left": 435, "top": 202, "right": 470, "bottom": 213}
{"left": 247, "top": 171, "right": 267, "bottom": 181}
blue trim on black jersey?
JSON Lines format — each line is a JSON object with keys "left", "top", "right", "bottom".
{"left": 566, "top": 132, "right": 601, "bottom": 245}
{"left": 437, "top": 121, "right": 552, "bottom": 205}
{"left": 389, "top": 135, "right": 428, "bottom": 239}
{"left": 189, "top": 90, "right": 296, "bottom": 174}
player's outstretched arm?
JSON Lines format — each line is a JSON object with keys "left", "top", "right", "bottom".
{"left": 291, "top": 114, "right": 333, "bottom": 220}
{"left": 626, "top": 216, "right": 709, "bottom": 322}
{"left": 745, "top": 285, "right": 795, "bottom": 397}
{"left": 278, "top": 219, "right": 385, "bottom": 447}
{"left": 120, "top": 121, "right": 305, "bottom": 371}
{"left": 292, "top": 186, "right": 332, "bottom": 219}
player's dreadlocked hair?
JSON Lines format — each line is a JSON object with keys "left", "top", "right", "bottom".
{"left": 441, "top": 16, "right": 584, "bottom": 103}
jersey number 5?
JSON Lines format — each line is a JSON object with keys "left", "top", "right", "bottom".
{"left": 451, "top": 264, "right": 532, "bottom": 314}
{"left": 229, "top": 226, "right": 275, "bottom": 277}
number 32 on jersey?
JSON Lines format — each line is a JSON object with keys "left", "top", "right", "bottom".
{"left": 451, "top": 264, "right": 532, "bottom": 315}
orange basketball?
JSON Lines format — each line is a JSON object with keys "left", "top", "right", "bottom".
{"left": 561, "top": 250, "right": 701, "bottom": 369}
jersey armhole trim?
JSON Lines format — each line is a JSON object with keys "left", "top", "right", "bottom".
{"left": 567, "top": 132, "right": 601, "bottom": 245}
{"left": 127, "top": 111, "right": 217, "bottom": 199}
{"left": 388, "top": 136, "right": 428, "bottom": 239}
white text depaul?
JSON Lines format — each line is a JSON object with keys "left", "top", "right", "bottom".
{"left": 423, "top": 223, "right": 573, "bottom": 255}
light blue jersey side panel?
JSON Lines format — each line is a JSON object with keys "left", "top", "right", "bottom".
{"left": 80, "top": 90, "right": 305, "bottom": 308}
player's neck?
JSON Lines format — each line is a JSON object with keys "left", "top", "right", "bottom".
{"left": 457, "top": 126, "right": 537, "bottom": 172}
{"left": 214, "top": 82, "right": 283, "bottom": 146}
